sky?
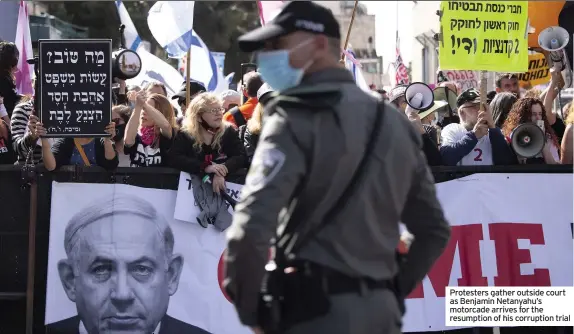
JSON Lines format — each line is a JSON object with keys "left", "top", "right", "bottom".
{"left": 362, "top": 1, "right": 415, "bottom": 69}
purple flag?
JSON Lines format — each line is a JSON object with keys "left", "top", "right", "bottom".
{"left": 14, "top": 0, "right": 34, "bottom": 95}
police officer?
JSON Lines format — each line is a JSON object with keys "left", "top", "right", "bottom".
{"left": 223, "top": 2, "right": 451, "bottom": 334}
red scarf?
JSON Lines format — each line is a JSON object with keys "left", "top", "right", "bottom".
{"left": 139, "top": 126, "right": 155, "bottom": 146}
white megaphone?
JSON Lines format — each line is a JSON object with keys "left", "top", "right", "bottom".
{"left": 405, "top": 82, "right": 435, "bottom": 110}
{"left": 538, "top": 26, "right": 572, "bottom": 87}
{"left": 405, "top": 82, "right": 449, "bottom": 120}
{"left": 510, "top": 123, "right": 546, "bottom": 158}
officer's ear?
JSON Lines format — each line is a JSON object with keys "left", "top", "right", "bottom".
{"left": 312, "top": 34, "right": 330, "bottom": 57}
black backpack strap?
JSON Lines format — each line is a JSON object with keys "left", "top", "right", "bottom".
{"left": 284, "top": 101, "right": 386, "bottom": 256}
{"left": 229, "top": 106, "right": 246, "bottom": 127}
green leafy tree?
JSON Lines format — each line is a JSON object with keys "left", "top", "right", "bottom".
{"left": 37, "top": 1, "right": 260, "bottom": 78}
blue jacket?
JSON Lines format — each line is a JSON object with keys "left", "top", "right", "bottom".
{"left": 440, "top": 127, "right": 517, "bottom": 166}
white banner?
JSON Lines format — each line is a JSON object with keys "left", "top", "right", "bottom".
{"left": 45, "top": 182, "right": 249, "bottom": 334}
{"left": 46, "top": 174, "right": 573, "bottom": 333}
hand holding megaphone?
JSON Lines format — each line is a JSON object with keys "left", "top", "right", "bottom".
{"left": 405, "top": 105, "right": 425, "bottom": 134}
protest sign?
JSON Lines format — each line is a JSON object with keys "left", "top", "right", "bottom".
{"left": 518, "top": 53, "right": 550, "bottom": 88}
{"left": 443, "top": 70, "right": 479, "bottom": 91}
{"left": 38, "top": 39, "right": 112, "bottom": 137}
{"left": 438, "top": 1, "right": 528, "bottom": 72}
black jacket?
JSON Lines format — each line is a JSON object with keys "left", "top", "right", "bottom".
{"left": 168, "top": 126, "right": 247, "bottom": 181}
{"left": 45, "top": 314, "right": 210, "bottom": 334}
{"left": 241, "top": 125, "right": 260, "bottom": 164}
{"left": 421, "top": 125, "right": 442, "bottom": 166}
{"left": 0, "top": 73, "right": 21, "bottom": 117}
{"left": 50, "top": 138, "right": 119, "bottom": 170}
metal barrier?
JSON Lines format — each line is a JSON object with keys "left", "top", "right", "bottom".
{"left": 0, "top": 164, "right": 571, "bottom": 334}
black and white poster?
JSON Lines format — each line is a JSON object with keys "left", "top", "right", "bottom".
{"left": 39, "top": 39, "right": 112, "bottom": 138}
{"left": 45, "top": 182, "right": 252, "bottom": 334}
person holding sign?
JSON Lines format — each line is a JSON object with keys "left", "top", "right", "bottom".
{"left": 440, "top": 88, "right": 517, "bottom": 166}
{"left": 44, "top": 122, "right": 118, "bottom": 171}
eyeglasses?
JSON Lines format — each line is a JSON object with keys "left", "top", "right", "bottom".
{"left": 202, "top": 107, "right": 225, "bottom": 114}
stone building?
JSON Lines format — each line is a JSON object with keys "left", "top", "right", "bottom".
{"left": 315, "top": 1, "right": 383, "bottom": 88}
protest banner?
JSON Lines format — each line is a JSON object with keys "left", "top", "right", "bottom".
{"left": 519, "top": 53, "right": 551, "bottom": 88}
{"left": 42, "top": 173, "right": 572, "bottom": 333}
{"left": 38, "top": 39, "right": 112, "bottom": 137}
{"left": 443, "top": 70, "right": 479, "bottom": 91}
{"left": 438, "top": 1, "right": 529, "bottom": 72}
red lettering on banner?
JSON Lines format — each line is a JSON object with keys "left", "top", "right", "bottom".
{"left": 489, "top": 223, "right": 551, "bottom": 286}
{"left": 407, "top": 224, "right": 487, "bottom": 299}
{"left": 217, "top": 250, "right": 233, "bottom": 303}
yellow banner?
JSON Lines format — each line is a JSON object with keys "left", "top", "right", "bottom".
{"left": 518, "top": 53, "right": 550, "bottom": 88}
{"left": 439, "top": 1, "right": 528, "bottom": 72}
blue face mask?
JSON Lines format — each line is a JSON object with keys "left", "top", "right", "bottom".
{"left": 256, "top": 40, "right": 313, "bottom": 92}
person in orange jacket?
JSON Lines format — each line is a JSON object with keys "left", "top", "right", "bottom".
{"left": 223, "top": 71, "right": 263, "bottom": 128}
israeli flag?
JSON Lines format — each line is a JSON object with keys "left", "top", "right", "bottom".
{"left": 186, "top": 31, "right": 228, "bottom": 93}
{"left": 115, "top": 0, "right": 141, "bottom": 51}
{"left": 344, "top": 46, "right": 371, "bottom": 93}
{"left": 147, "top": 1, "right": 227, "bottom": 93}
{"left": 225, "top": 72, "right": 235, "bottom": 86}
{"left": 147, "top": 1, "right": 195, "bottom": 58}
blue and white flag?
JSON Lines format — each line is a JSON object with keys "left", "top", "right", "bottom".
{"left": 344, "top": 46, "right": 371, "bottom": 93}
{"left": 147, "top": 1, "right": 195, "bottom": 59}
{"left": 225, "top": 72, "right": 235, "bottom": 86}
{"left": 126, "top": 48, "right": 184, "bottom": 98}
{"left": 184, "top": 31, "right": 228, "bottom": 93}
{"left": 115, "top": 0, "right": 141, "bottom": 51}
{"left": 148, "top": 1, "right": 227, "bottom": 93}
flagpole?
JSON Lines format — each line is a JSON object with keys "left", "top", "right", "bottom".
{"left": 340, "top": 0, "right": 359, "bottom": 63}
{"left": 395, "top": 1, "right": 399, "bottom": 48}
{"left": 185, "top": 49, "right": 191, "bottom": 107}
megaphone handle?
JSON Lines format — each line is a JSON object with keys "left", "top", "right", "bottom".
{"left": 479, "top": 70, "right": 487, "bottom": 111}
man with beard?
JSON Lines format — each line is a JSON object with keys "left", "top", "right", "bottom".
{"left": 495, "top": 73, "right": 521, "bottom": 97}
{"left": 439, "top": 88, "right": 516, "bottom": 166}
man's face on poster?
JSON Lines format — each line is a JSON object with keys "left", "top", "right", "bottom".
{"left": 58, "top": 216, "right": 183, "bottom": 334}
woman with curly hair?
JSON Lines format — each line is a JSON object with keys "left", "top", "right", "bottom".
{"left": 502, "top": 97, "right": 560, "bottom": 164}
{"left": 0, "top": 41, "right": 21, "bottom": 117}
{"left": 560, "top": 105, "right": 574, "bottom": 164}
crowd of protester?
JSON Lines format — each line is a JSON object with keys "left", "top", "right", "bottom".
{"left": 383, "top": 68, "right": 574, "bottom": 167}
{"left": 0, "top": 39, "right": 573, "bottom": 196}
